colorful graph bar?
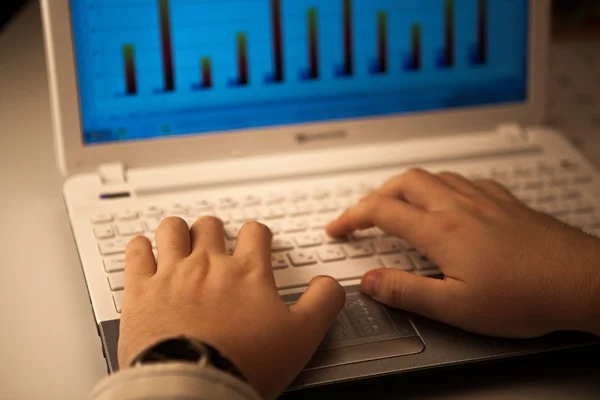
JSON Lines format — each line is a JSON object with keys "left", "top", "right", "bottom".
{"left": 234, "top": 33, "right": 250, "bottom": 86}
{"left": 377, "top": 12, "right": 388, "bottom": 73}
{"left": 201, "top": 57, "right": 213, "bottom": 89}
{"left": 403, "top": 24, "right": 422, "bottom": 71}
{"left": 158, "top": 0, "right": 175, "bottom": 91}
{"left": 122, "top": 44, "right": 137, "bottom": 95}
{"left": 477, "top": 0, "right": 487, "bottom": 64}
{"left": 303, "top": 8, "right": 320, "bottom": 80}
{"left": 269, "top": 0, "right": 284, "bottom": 83}
{"left": 336, "top": 0, "right": 354, "bottom": 77}
{"left": 436, "top": 0, "right": 455, "bottom": 68}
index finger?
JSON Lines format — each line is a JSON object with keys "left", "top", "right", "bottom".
{"left": 326, "top": 194, "right": 429, "bottom": 245}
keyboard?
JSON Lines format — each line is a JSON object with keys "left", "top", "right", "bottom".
{"left": 89, "top": 159, "right": 600, "bottom": 314}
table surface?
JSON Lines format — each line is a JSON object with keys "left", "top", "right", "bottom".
{"left": 1, "top": 3, "right": 599, "bottom": 400}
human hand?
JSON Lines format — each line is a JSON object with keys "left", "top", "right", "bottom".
{"left": 327, "top": 169, "right": 600, "bottom": 338}
{"left": 119, "top": 217, "right": 346, "bottom": 400}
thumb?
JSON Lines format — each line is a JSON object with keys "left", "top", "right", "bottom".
{"left": 362, "top": 268, "right": 457, "bottom": 323}
{"left": 291, "top": 276, "right": 346, "bottom": 338}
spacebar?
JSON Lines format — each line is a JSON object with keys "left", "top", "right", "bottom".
{"left": 274, "top": 259, "right": 383, "bottom": 290}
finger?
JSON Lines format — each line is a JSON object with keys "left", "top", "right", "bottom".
{"left": 291, "top": 276, "right": 346, "bottom": 341}
{"left": 125, "top": 236, "right": 157, "bottom": 284}
{"left": 155, "top": 217, "right": 191, "bottom": 270}
{"left": 436, "top": 172, "right": 483, "bottom": 198}
{"left": 327, "top": 194, "right": 428, "bottom": 245}
{"left": 234, "top": 222, "right": 273, "bottom": 274}
{"left": 361, "top": 268, "right": 461, "bottom": 324}
{"left": 190, "top": 216, "right": 227, "bottom": 256}
{"left": 473, "top": 179, "right": 519, "bottom": 202}
{"left": 374, "top": 168, "right": 457, "bottom": 210}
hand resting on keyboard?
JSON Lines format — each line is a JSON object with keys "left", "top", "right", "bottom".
{"left": 327, "top": 168, "right": 600, "bottom": 339}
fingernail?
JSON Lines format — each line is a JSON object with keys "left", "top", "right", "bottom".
{"left": 361, "top": 272, "right": 381, "bottom": 297}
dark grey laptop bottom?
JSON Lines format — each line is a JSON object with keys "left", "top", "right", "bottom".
{"left": 98, "top": 286, "right": 598, "bottom": 391}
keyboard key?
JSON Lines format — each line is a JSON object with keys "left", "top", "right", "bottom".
{"left": 225, "top": 226, "right": 241, "bottom": 240}
{"left": 288, "top": 250, "right": 318, "bottom": 267}
{"left": 273, "top": 258, "right": 382, "bottom": 290}
{"left": 272, "top": 237, "right": 295, "bottom": 252}
{"left": 113, "top": 291, "right": 124, "bottom": 313}
{"left": 352, "top": 228, "right": 380, "bottom": 240}
{"left": 103, "top": 257, "right": 126, "bottom": 273}
{"left": 373, "top": 237, "right": 404, "bottom": 255}
{"left": 335, "top": 186, "right": 354, "bottom": 197}
{"left": 289, "top": 191, "right": 309, "bottom": 202}
{"left": 166, "top": 203, "right": 189, "bottom": 215}
{"left": 90, "top": 213, "right": 113, "bottom": 224}
{"left": 194, "top": 200, "right": 214, "bottom": 210}
{"left": 94, "top": 225, "right": 115, "bottom": 240}
{"left": 286, "top": 203, "right": 313, "bottom": 216}
{"left": 281, "top": 220, "right": 308, "bottom": 233}
{"left": 115, "top": 209, "right": 139, "bottom": 221}
{"left": 381, "top": 254, "right": 414, "bottom": 271}
{"left": 561, "top": 190, "right": 583, "bottom": 201}
{"left": 108, "top": 272, "right": 125, "bottom": 291}
{"left": 316, "top": 200, "right": 339, "bottom": 213}
{"left": 317, "top": 247, "right": 346, "bottom": 262}
{"left": 99, "top": 239, "right": 129, "bottom": 256}
{"left": 398, "top": 239, "right": 415, "bottom": 250}
{"left": 309, "top": 215, "right": 333, "bottom": 230}
{"left": 293, "top": 233, "right": 322, "bottom": 248}
{"left": 218, "top": 197, "right": 238, "bottom": 209}
{"left": 322, "top": 233, "right": 348, "bottom": 244}
{"left": 271, "top": 253, "right": 289, "bottom": 269}
{"left": 145, "top": 217, "right": 162, "bottom": 232}
{"left": 141, "top": 205, "right": 163, "bottom": 218}
{"left": 266, "top": 193, "right": 286, "bottom": 205}
{"left": 261, "top": 206, "right": 286, "bottom": 220}
{"left": 230, "top": 208, "right": 260, "bottom": 223}
{"left": 312, "top": 188, "right": 331, "bottom": 200}
{"left": 242, "top": 195, "right": 262, "bottom": 206}
{"left": 116, "top": 221, "right": 145, "bottom": 237}
{"left": 408, "top": 252, "right": 437, "bottom": 271}
{"left": 573, "top": 175, "right": 593, "bottom": 185}
{"left": 344, "top": 243, "right": 374, "bottom": 258}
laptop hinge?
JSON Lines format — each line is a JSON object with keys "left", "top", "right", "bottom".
{"left": 98, "top": 163, "right": 126, "bottom": 185}
{"left": 496, "top": 123, "right": 529, "bottom": 144}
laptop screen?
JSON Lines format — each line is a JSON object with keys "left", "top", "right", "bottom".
{"left": 69, "top": 0, "right": 529, "bottom": 145}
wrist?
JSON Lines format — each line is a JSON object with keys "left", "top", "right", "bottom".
{"left": 129, "top": 336, "right": 248, "bottom": 383}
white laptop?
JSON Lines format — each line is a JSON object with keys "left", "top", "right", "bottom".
{"left": 41, "top": 0, "right": 600, "bottom": 391}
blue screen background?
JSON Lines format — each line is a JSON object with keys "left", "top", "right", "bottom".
{"left": 70, "top": 0, "right": 529, "bottom": 145}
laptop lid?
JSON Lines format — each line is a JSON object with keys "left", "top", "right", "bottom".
{"left": 41, "top": 0, "right": 549, "bottom": 176}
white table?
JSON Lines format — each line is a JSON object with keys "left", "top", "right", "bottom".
{"left": 1, "top": 3, "right": 599, "bottom": 400}
{"left": 0, "top": 4, "right": 107, "bottom": 400}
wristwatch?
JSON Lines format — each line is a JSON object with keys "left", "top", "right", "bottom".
{"left": 130, "top": 337, "right": 247, "bottom": 383}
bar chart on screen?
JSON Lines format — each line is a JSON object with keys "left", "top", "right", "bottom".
{"left": 69, "top": 0, "right": 528, "bottom": 144}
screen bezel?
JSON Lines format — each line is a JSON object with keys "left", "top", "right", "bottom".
{"left": 41, "top": 0, "right": 548, "bottom": 176}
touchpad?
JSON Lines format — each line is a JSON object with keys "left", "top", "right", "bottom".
{"left": 283, "top": 287, "right": 424, "bottom": 371}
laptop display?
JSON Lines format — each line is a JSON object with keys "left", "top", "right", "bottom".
{"left": 69, "top": 0, "right": 528, "bottom": 145}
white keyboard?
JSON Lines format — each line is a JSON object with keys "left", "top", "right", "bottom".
{"left": 89, "top": 159, "right": 600, "bottom": 314}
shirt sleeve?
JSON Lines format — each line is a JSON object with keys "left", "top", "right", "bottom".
{"left": 89, "top": 363, "right": 263, "bottom": 400}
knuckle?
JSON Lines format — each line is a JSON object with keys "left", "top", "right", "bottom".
{"left": 433, "top": 213, "right": 461, "bottom": 233}
{"left": 384, "top": 275, "right": 406, "bottom": 306}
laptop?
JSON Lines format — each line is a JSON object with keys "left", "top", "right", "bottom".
{"left": 41, "top": 0, "right": 600, "bottom": 392}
